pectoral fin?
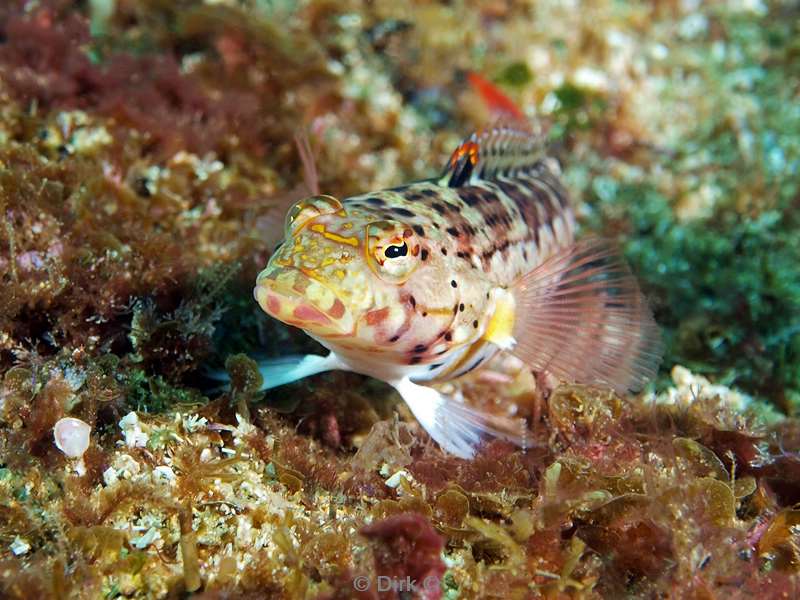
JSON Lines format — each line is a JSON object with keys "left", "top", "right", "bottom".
{"left": 509, "top": 238, "right": 663, "bottom": 393}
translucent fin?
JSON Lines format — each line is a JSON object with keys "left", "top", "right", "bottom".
{"left": 466, "top": 71, "right": 527, "bottom": 123}
{"left": 294, "top": 130, "right": 320, "bottom": 196}
{"left": 510, "top": 238, "right": 663, "bottom": 393}
{"left": 257, "top": 131, "right": 320, "bottom": 250}
{"left": 393, "top": 378, "right": 528, "bottom": 459}
{"left": 438, "top": 125, "right": 547, "bottom": 188}
{"left": 256, "top": 353, "right": 345, "bottom": 390}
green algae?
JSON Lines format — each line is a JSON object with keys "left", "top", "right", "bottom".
{"left": 569, "top": 8, "right": 800, "bottom": 408}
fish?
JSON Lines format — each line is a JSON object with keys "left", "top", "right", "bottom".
{"left": 252, "top": 124, "right": 662, "bottom": 458}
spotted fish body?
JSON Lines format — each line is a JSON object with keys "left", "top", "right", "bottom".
{"left": 254, "top": 125, "right": 662, "bottom": 458}
{"left": 340, "top": 161, "right": 575, "bottom": 382}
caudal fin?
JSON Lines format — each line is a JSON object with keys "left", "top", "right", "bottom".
{"left": 510, "top": 238, "right": 663, "bottom": 394}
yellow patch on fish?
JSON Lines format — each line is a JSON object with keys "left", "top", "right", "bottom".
{"left": 483, "top": 288, "right": 516, "bottom": 350}
{"left": 310, "top": 223, "right": 359, "bottom": 247}
{"left": 306, "top": 279, "right": 336, "bottom": 311}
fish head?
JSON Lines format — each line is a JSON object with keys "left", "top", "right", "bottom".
{"left": 255, "top": 194, "right": 470, "bottom": 360}
{"left": 255, "top": 195, "right": 365, "bottom": 337}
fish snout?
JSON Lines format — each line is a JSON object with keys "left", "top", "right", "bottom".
{"left": 254, "top": 267, "right": 353, "bottom": 334}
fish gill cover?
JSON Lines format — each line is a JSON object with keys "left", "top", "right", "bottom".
{"left": 0, "top": 0, "right": 798, "bottom": 598}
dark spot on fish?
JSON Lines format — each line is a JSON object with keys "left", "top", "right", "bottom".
{"left": 393, "top": 207, "right": 415, "bottom": 218}
{"left": 422, "top": 311, "right": 428, "bottom": 317}
{"left": 459, "top": 303, "right": 465, "bottom": 312}
{"left": 406, "top": 193, "right": 423, "bottom": 201}
{"left": 429, "top": 362, "right": 444, "bottom": 370}
{"left": 413, "top": 344, "right": 427, "bottom": 354}
{"left": 464, "top": 224, "right": 478, "bottom": 236}
{"left": 445, "top": 202, "right": 460, "bottom": 212}
{"left": 412, "top": 224, "right": 425, "bottom": 237}
{"left": 409, "top": 356, "right": 422, "bottom": 365}
{"left": 444, "top": 332, "right": 452, "bottom": 341}
{"left": 367, "top": 197, "right": 386, "bottom": 206}
{"left": 459, "top": 190, "right": 482, "bottom": 207}
{"left": 420, "top": 189, "right": 439, "bottom": 197}
{"left": 451, "top": 280, "right": 457, "bottom": 288}
{"left": 389, "top": 334, "right": 400, "bottom": 342}
{"left": 473, "top": 320, "right": 479, "bottom": 328}
{"left": 431, "top": 202, "right": 446, "bottom": 215}
{"left": 456, "top": 251, "right": 470, "bottom": 260}
{"left": 409, "top": 295, "right": 416, "bottom": 308}
{"left": 421, "top": 248, "right": 429, "bottom": 261}
{"left": 441, "top": 248, "right": 448, "bottom": 256}
{"left": 446, "top": 227, "right": 460, "bottom": 237}
{"left": 522, "top": 248, "right": 529, "bottom": 261}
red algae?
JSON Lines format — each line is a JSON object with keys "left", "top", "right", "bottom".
{"left": 361, "top": 513, "right": 446, "bottom": 600}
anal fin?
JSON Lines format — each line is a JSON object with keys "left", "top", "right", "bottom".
{"left": 393, "top": 378, "right": 528, "bottom": 459}
{"left": 510, "top": 238, "right": 663, "bottom": 393}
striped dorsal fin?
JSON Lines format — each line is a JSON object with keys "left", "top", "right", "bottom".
{"left": 439, "top": 125, "right": 548, "bottom": 188}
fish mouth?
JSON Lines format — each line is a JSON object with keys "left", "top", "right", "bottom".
{"left": 254, "top": 267, "right": 354, "bottom": 336}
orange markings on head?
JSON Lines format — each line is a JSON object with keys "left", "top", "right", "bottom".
{"left": 366, "top": 307, "right": 390, "bottom": 326}
{"left": 293, "top": 304, "right": 331, "bottom": 325}
{"left": 266, "top": 295, "right": 281, "bottom": 315}
{"left": 328, "top": 298, "right": 346, "bottom": 319}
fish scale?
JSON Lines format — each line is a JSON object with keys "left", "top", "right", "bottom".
{"left": 252, "top": 123, "right": 662, "bottom": 459}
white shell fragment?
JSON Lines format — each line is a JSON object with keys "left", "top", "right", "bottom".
{"left": 53, "top": 417, "right": 92, "bottom": 458}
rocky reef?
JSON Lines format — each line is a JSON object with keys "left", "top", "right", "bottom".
{"left": 0, "top": 1, "right": 798, "bottom": 598}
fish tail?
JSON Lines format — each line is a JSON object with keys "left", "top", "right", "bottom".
{"left": 507, "top": 238, "right": 663, "bottom": 393}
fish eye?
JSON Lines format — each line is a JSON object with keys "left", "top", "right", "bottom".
{"left": 285, "top": 195, "right": 344, "bottom": 235}
{"left": 384, "top": 242, "right": 408, "bottom": 259}
{"left": 366, "top": 221, "right": 420, "bottom": 283}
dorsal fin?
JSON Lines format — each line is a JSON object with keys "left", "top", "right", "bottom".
{"left": 439, "top": 125, "right": 548, "bottom": 188}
